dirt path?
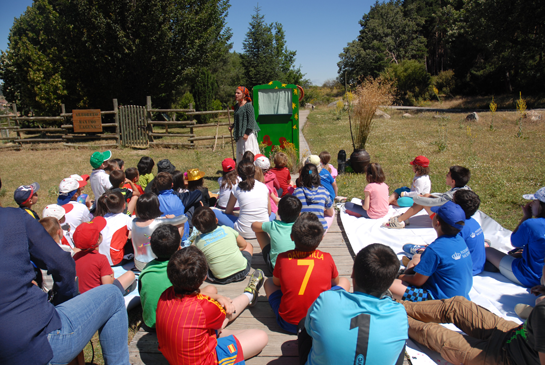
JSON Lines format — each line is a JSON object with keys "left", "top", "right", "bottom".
{"left": 298, "top": 109, "right": 311, "bottom": 161}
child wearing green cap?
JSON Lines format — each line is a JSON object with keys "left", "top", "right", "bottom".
{"left": 90, "top": 150, "right": 113, "bottom": 204}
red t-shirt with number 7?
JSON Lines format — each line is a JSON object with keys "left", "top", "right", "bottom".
{"left": 273, "top": 249, "right": 339, "bottom": 325}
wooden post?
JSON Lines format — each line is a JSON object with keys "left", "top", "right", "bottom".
{"left": 146, "top": 96, "right": 153, "bottom": 143}
{"left": 212, "top": 117, "right": 220, "bottom": 152}
{"left": 12, "top": 103, "right": 21, "bottom": 144}
{"left": 227, "top": 108, "right": 235, "bottom": 159}
{"left": 113, "top": 99, "right": 120, "bottom": 146}
{"left": 189, "top": 102, "right": 194, "bottom": 147}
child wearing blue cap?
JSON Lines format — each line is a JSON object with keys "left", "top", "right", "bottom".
{"left": 389, "top": 201, "right": 473, "bottom": 301}
{"left": 14, "top": 182, "right": 41, "bottom": 219}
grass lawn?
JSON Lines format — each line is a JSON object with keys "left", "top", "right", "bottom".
{"left": 0, "top": 105, "right": 543, "bottom": 363}
{"left": 304, "top": 106, "right": 545, "bottom": 230}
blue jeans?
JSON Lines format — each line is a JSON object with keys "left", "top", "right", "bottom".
{"left": 212, "top": 208, "right": 238, "bottom": 229}
{"left": 48, "top": 285, "right": 130, "bottom": 365}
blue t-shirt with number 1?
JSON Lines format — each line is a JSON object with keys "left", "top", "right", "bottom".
{"left": 305, "top": 290, "right": 408, "bottom": 365}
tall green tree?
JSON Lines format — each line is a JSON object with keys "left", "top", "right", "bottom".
{"left": 338, "top": 0, "right": 427, "bottom": 85}
{"left": 240, "top": 6, "right": 304, "bottom": 90}
{"left": 192, "top": 69, "right": 218, "bottom": 124}
{"left": 0, "top": 0, "right": 231, "bottom": 116}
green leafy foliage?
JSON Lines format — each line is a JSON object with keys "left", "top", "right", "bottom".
{"left": 240, "top": 6, "right": 304, "bottom": 90}
{"left": 192, "top": 69, "right": 218, "bottom": 124}
{"left": 382, "top": 60, "right": 431, "bottom": 104}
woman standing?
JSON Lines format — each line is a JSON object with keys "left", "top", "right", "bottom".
{"left": 229, "top": 86, "right": 260, "bottom": 162}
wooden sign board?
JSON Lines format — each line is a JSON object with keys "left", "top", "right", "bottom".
{"left": 73, "top": 109, "right": 102, "bottom": 133}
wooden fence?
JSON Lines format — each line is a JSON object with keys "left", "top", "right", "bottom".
{"left": 0, "top": 96, "right": 235, "bottom": 150}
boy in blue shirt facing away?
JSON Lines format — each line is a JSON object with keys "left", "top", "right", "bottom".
{"left": 389, "top": 201, "right": 473, "bottom": 301}
{"left": 298, "top": 243, "right": 408, "bottom": 365}
{"left": 452, "top": 190, "right": 485, "bottom": 275}
{"left": 155, "top": 172, "right": 190, "bottom": 241}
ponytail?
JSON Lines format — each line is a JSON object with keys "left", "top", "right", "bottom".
{"left": 237, "top": 161, "right": 256, "bottom": 191}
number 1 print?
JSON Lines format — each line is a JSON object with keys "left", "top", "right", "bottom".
{"left": 297, "top": 260, "right": 314, "bottom": 295}
{"left": 350, "top": 313, "right": 370, "bottom": 365}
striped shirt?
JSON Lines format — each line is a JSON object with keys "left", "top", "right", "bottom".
{"left": 156, "top": 288, "right": 226, "bottom": 365}
{"left": 293, "top": 186, "right": 333, "bottom": 230}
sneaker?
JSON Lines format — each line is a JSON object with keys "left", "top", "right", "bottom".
{"left": 514, "top": 303, "right": 533, "bottom": 320}
{"left": 244, "top": 269, "right": 264, "bottom": 307}
{"left": 403, "top": 244, "right": 426, "bottom": 256}
{"left": 383, "top": 216, "right": 406, "bottom": 229}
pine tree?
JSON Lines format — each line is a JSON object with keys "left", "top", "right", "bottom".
{"left": 192, "top": 69, "right": 218, "bottom": 124}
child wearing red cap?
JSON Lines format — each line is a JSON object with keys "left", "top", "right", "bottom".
{"left": 73, "top": 217, "right": 136, "bottom": 295}
{"left": 217, "top": 158, "right": 241, "bottom": 210}
{"left": 388, "top": 155, "right": 431, "bottom": 207}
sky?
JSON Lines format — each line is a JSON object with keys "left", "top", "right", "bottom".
{"left": 0, "top": 0, "right": 376, "bottom": 86}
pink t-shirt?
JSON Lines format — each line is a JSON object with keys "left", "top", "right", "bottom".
{"left": 364, "top": 182, "right": 389, "bottom": 219}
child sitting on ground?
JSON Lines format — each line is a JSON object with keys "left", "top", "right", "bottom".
{"left": 73, "top": 217, "right": 136, "bottom": 295}
{"left": 345, "top": 163, "right": 389, "bottom": 219}
{"left": 271, "top": 152, "right": 292, "bottom": 197}
{"left": 252, "top": 195, "right": 302, "bottom": 275}
{"left": 187, "top": 168, "right": 215, "bottom": 207}
{"left": 217, "top": 158, "right": 240, "bottom": 209}
{"left": 388, "top": 155, "right": 431, "bottom": 207}
{"left": 110, "top": 158, "right": 124, "bottom": 171}
{"left": 123, "top": 167, "right": 145, "bottom": 195}
{"left": 42, "top": 204, "right": 74, "bottom": 249}
{"left": 99, "top": 191, "right": 135, "bottom": 265}
{"left": 140, "top": 224, "right": 204, "bottom": 330}
{"left": 389, "top": 201, "right": 473, "bottom": 301}
{"left": 192, "top": 207, "right": 253, "bottom": 284}
{"left": 385, "top": 165, "right": 471, "bottom": 229}
{"left": 171, "top": 170, "right": 188, "bottom": 194}
{"left": 264, "top": 212, "right": 351, "bottom": 334}
{"left": 255, "top": 165, "right": 279, "bottom": 215}
{"left": 242, "top": 150, "right": 255, "bottom": 163}
{"left": 308, "top": 155, "right": 337, "bottom": 202}
{"left": 255, "top": 154, "right": 281, "bottom": 196}
{"left": 155, "top": 172, "right": 190, "bottom": 241}
{"left": 156, "top": 246, "right": 268, "bottom": 364}
{"left": 14, "top": 182, "right": 40, "bottom": 219}
{"left": 299, "top": 244, "right": 408, "bottom": 365}
{"left": 319, "top": 151, "right": 338, "bottom": 179}
{"left": 57, "top": 177, "right": 91, "bottom": 232}
{"left": 109, "top": 170, "right": 140, "bottom": 213}
{"left": 137, "top": 156, "right": 155, "bottom": 190}
{"left": 90, "top": 150, "right": 113, "bottom": 204}
{"left": 39, "top": 216, "right": 76, "bottom": 255}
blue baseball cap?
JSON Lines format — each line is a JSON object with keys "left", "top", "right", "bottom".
{"left": 431, "top": 201, "right": 466, "bottom": 230}
{"left": 14, "top": 183, "right": 40, "bottom": 205}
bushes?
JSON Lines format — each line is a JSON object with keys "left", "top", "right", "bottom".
{"left": 382, "top": 60, "right": 431, "bottom": 105}
{"left": 434, "top": 70, "right": 456, "bottom": 96}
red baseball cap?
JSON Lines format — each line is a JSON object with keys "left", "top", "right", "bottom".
{"left": 254, "top": 154, "right": 265, "bottom": 161}
{"left": 73, "top": 217, "right": 107, "bottom": 250}
{"left": 222, "top": 158, "right": 236, "bottom": 172}
{"left": 410, "top": 156, "right": 430, "bottom": 168}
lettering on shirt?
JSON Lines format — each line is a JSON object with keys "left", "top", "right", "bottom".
{"left": 287, "top": 250, "right": 324, "bottom": 260}
{"left": 452, "top": 247, "right": 470, "bottom": 260}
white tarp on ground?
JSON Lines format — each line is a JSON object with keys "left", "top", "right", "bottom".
{"left": 339, "top": 199, "right": 536, "bottom": 365}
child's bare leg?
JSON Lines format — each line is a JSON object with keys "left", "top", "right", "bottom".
{"left": 117, "top": 271, "right": 136, "bottom": 289}
{"left": 219, "top": 329, "right": 268, "bottom": 359}
{"left": 222, "top": 294, "right": 251, "bottom": 328}
{"left": 389, "top": 279, "right": 408, "bottom": 300}
{"left": 485, "top": 247, "right": 507, "bottom": 270}
{"left": 388, "top": 193, "right": 399, "bottom": 206}
{"left": 242, "top": 240, "right": 254, "bottom": 256}
{"left": 201, "top": 285, "right": 218, "bottom": 296}
{"left": 254, "top": 231, "right": 270, "bottom": 250}
{"left": 397, "top": 203, "right": 424, "bottom": 222}
{"left": 264, "top": 278, "right": 280, "bottom": 299}
{"left": 334, "top": 277, "right": 351, "bottom": 291}
{"left": 406, "top": 254, "right": 421, "bottom": 271}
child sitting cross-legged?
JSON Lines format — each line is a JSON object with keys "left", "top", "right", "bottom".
{"left": 252, "top": 195, "right": 302, "bottom": 275}
{"left": 299, "top": 244, "right": 408, "bottom": 365}
{"left": 156, "top": 246, "right": 268, "bottom": 364}
{"left": 388, "top": 155, "right": 431, "bottom": 207}
{"left": 389, "top": 201, "right": 473, "bottom": 301}
{"left": 192, "top": 207, "right": 253, "bottom": 284}
{"left": 139, "top": 224, "right": 198, "bottom": 330}
{"left": 264, "top": 212, "right": 351, "bottom": 334}
{"left": 271, "top": 152, "right": 292, "bottom": 197}
{"left": 73, "top": 217, "right": 136, "bottom": 295}
{"left": 345, "top": 163, "right": 389, "bottom": 219}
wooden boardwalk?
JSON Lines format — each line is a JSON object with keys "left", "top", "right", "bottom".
{"left": 129, "top": 214, "right": 358, "bottom": 364}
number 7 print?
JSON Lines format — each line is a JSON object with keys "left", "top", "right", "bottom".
{"left": 297, "top": 260, "right": 314, "bottom": 295}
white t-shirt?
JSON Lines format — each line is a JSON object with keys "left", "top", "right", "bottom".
{"left": 99, "top": 212, "right": 134, "bottom": 265}
{"left": 232, "top": 180, "right": 269, "bottom": 239}
{"left": 63, "top": 201, "right": 91, "bottom": 233}
{"left": 90, "top": 169, "right": 112, "bottom": 203}
{"left": 217, "top": 176, "right": 241, "bottom": 209}
{"left": 404, "top": 174, "right": 432, "bottom": 198}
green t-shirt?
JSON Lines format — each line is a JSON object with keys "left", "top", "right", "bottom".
{"left": 262, "top": 220, "right": 295, "bottom": 267}
{"left": 139, "top": 259, "right": 171, "bottom": 328}
{"left": 194, "top": 226, "right": 247, "bottom": 279}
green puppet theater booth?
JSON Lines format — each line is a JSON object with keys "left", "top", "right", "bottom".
{"left": 252, "top": 81, "right": 302, "bottom": 161}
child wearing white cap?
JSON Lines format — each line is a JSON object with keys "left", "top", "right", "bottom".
{"left": 42, "top": 204, "right": 76, "bottom": 249}
{"left": 58, "top": 177, "right": 92, "bottom": 233}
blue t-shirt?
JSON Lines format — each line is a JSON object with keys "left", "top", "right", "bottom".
{"left": 157, "top": 189, "right": 189, "bottom": 241}
{"left": 293, "top": 186, "right": 333, "bottom": 230}
{"left": 415, "top": 234, "right": 473, "bottom": 300}
{"left": 460, "top": 218, "right": 485, "bottom": 275}
{"left": 319, "top": 169, "right": 336, "bottom": 201}
{"left": 305, "top": 290, "right": 408, "bottom": 365}
{"left": 511, "top": 218, "right": 545, "bottom": 288}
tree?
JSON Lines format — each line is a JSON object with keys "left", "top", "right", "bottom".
{"left": 240, "top": 6, "right": 304, "bottom": 90}
{"left": 192, "top": 69, "right": 218, "bottom": 124}
{"left": 0, "top": 0, "right": 231, "bottom": 116}
{"left": 338, "top": 0, "right": 427, "bottom": 85}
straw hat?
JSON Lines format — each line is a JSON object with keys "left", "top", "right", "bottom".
{"left": 187, "top": 168, "right": 205, "bottom": 181}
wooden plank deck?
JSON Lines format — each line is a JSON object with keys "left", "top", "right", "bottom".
{"left": 129, "top": 215, "right": 410, "bottom": 364}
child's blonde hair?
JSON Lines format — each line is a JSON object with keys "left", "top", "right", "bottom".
{"left": 273, "top": 152, "right": 288, "bottom": 168}
{"left": 39, "top": 217, "right": 61, "bottom": 241}
{"left": 319, "top": 151, "right": 332, "bottom": 173}
{"left": 254, "top": 166, "right": 265, "bottom": 183}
